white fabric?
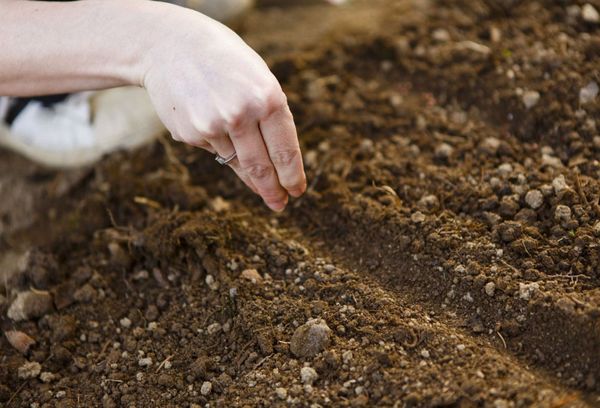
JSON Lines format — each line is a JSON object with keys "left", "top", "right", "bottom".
{"left": 11, "top": 93, "right": 94, "bottom": 152}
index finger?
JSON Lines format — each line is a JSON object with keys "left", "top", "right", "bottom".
{"left": 259, "top": 104, "right": 307, "bottom": 197}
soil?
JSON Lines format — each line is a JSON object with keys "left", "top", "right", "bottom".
{"left": 1, "top": 0, "right": 600, "bottom": 407}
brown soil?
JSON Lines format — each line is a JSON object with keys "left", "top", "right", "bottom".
{"left": 1, "top": 0, "right": 600, "bottom": 407}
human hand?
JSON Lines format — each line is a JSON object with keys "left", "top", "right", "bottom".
{"left": 141, "top": 4, "right": 306, "bottom": 211}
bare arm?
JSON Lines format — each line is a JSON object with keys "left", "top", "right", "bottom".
{"left": 0, "top": 0, "right": 150, "bottom": 96}
{"left": 0, "top": 0, "right": 306, "bottom": 211}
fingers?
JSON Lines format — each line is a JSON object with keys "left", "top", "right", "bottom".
{"left": 209, "top": 134, "right": 259, "bottom": 195}
{"left": 259, "top": 105, "right": 307, "bottom": 198}
{"left": 229, "top": 124, "right": 288, "bottom": 212}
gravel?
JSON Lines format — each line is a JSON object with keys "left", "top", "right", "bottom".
{"left": 525, "top": 190, "right": 544, "bottom": 209}
{"left": 18, "top": 361, "right": 41, "bottom": 379}
{"left": 290, "top": 318, "right": 332, "bottom": 358}
{"left": 579, "top": 81, "right": 599, "bottom": 104}
{"left": 7, "top": 291, "right": 53, "bottom": 322}
{"left": 484, "top": 282, "right": 496, "bottom": 297}
{"left": 522, "top": 90, "right": 540, "bottom": 109}
{"left": 552, "top": 175, "right": 569, "bottom": 195}
{"left": 300, "top": 366, "right": 318, "bottom": 385}
{"left": 275, "top": 387, "right": 288, "bottom": 400}
{"left": 582, "top": 4, "right": 599, "bottom": 23}
{"left": 201, "top": 381, "right": 212, "bottom": 396}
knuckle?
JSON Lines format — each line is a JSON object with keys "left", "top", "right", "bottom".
{"left": 271, "top": 148, "right": 300, "bottom": 167}
{"left": 243, "top": 162, "right": 275, "bottom": 180}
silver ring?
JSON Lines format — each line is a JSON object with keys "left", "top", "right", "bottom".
{"left": 215, "top": 152, "right": 237, "bottom": 165}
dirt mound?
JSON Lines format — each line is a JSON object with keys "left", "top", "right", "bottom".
{"left": 1, "top": 0, "right": 599, "bottom": 406}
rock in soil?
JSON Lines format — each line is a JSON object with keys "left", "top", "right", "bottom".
{"left": 290, "top": 318, "right": 332, "bottom": 358}
{"left": 17, "top": 361, "right": 41, "bottom": 379}
{"left": 4, "top": 330, "right": 36, "bottom": 354}
{"left": 7, "top": 291, "right": 53, "bottom": 321}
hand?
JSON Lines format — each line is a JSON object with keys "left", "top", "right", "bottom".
{"left": 141, "top": 5, "right": 306, "bottom": 211}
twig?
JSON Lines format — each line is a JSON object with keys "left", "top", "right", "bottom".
{"left": 6, "top": 382, "right": 27, "bottom": 407}
{"left": 155, "top": 355, "right": 174, "bottom": 373}
{"left": 496, "top": 331, "right": 507, "bottom": 349}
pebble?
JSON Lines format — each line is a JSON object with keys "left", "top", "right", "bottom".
{"left": 420, "top": 349, "right": 430, "bottom": 358}
{"left": 552, "top": 175, "right": 569, "bottom": 194}
{"left": 497, "top": 163, "right": 513, "bottom": 177}
{"left": 120, "top": 317, "right": 132, "bottom": 328}
{"left": 275, "top": 387, "right": 288, "bottom": 400}
{"left": 434, "top": 143, "right": 454, "bottom": 161}
{"left": 519, "top": 282, "right": 540, "bottom": 300}
{"left": 290, "top": 318, "right": 332, "bottom": 358}
{"left": 497, "top": 221, "right": 522, "bottom": 242}
{"left": 522, "top": 90, "right": 540, "bottom": 109}
{"left": 201, "top": 381, "right": 212, "bottom": 396}
{"left": 593, "top": 221, "right": 600, "bottom": 237}
{"left": 342, "top": 350, "right": 353, "bottom": 364}
{"left": 205, "top": 274, "right": 219, "bottom": 291}
{"left": 138, "top": 357, "right": 153, "bottom": 367}
{"left": 456, "top": 344, "right": 466, "bottom": 352}
{"left": 479, "top": 137, "right": 501, "bottom": 155}
{"left": 582, "top": 4, "right": 600, "bottom": 23}
{"left": 4, "top": 330, "right": 36, "bottom": 354}
{"left": 40, "top": 372, "right": 56, "bottom": 383}
{"left": 207, "top": 322, "right": 222, "bottom": 335}
{"left": 525, "top": 189, "right": 544, "bottom": 209}
{"left": 241, "top": 269, "right": 263, "bottom": 283}
{"left": 432, "top": 28, "right": 450, "bottom": 42}
{"left": 579, "top": 81, "right": 599, "bottom": 104}
{"left": 300, "top": 366, "right": 318, "bottom": 385}
{"left": 417, "top": 195, "right": 439, "bottom": 212}
{"left": 18, "top": 361, "right": 41, "bottom": 379}
{"left": 7, "top": 291, "right": 54, "bottom": 322}
{"left": 484, "top": 282, "right": 496, "bottom": 297}
{"left": 411, "top": 211, "right": 426, "bottom": 224}
{"left": 554, "top": 205, "right": 572, "bottom": 223}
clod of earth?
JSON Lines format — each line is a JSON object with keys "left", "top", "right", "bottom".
{"left": 290, "top": 318, "right": 332, "bottom": 358}
{"left": 7, "top": 291, "right": 54, "bottom": 321}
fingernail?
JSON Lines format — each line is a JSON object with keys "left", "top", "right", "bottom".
{"left": 267, "top": 196, "right": 288, "bottom": 212}
{"left": 289, "top": 189, "right": 305, "bottom": 198}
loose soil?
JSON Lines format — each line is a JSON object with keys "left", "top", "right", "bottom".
{"left": 1, "top": 0, "right": 599, "bottom": 407}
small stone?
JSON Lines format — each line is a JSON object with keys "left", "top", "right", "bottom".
{"left": 18, "top": 361, "right": 41, "bottom": 379}
{"left": 579, "top": 81, "right": 599, "bottom": 104}
{"left": 342, "top": 350, "right": 353, "bottom": 364}
{"left": 119, "top": 317, "right": 132, "bottom": 328}
{"left": 40, "top": 372, "right": 56, "bottom": 383}
{"left": 479, "top": 137, "right": 501, "bottom": 155}
{"left": 420, "top": 349, "right": 430, "bottom": 358}
{"left": 582, "top": 4, "right": 600, "bottom": 23}
{"left": 497, "top": 163, "right": 513, "bottom": 177}
{"left": 205, "top": 274, "right": 219, "bottom": 291}
{"left": 592, "top": 221, "right": 600, "bottom": 237}
{"left": 494, "top": 399, "right": 510, "bottom": 408}
{"left": 522, "top": 90, "right": 540, "bottom": 109}
{"left": 55, "top": 390, "right": 66, "bottom": 399}
{"left": 417, "top": 195, "right": 439, "bottom": 212}
{"left": 484, "top": 282, "right": 496, "bottom": 297}
{"left": 432, "top": 28, "right": 450, "bottom": 42}
{"left": 73, "top": 283, "right": 97, "bottom": 303}
{"left": 275, "top": 387, "right": 288, "bottom": 400}
{"left": 290, "top": 318, "right": 332, "bottom": 358}
{"left": 200, "top": 381, "right": 212, "bottom": 396}
{"left": 207, "top": 322, "right": 222, "bottom": 335}
{"left": 497, "top": 221, "right": 522, "bottom": 242}
{"left": 300, "top": 366, "right": 318, "bottom": 385}
{"left": 241, "top": 269, "right": 262, "bottom": 283}
{"left": 519, "top": 282, "right": 540, "bottom": 300}
{"left": 554, "top": 205, "right": 572, "bottom": 223}
{"left": 411, "top": 211, "right": 426, "bottom": 224}
{"left": 434, "top": 143, "right": 454, "bottom": 161}
{"left": 7, "top": 291, "right": 53, "bottom": 322}
{"left": 552, "top": 175, "right": 569, "bottom": 195}
{"left": 138, "top": 357, "right": 153, "bottom": 367}
{"left": 456, "top": 344, "right": 466, "bottom": 352}
{"left": 4, "top": 330, "right": 36, "bottom": 354}
{"left": 525, "top": 190, "right": 544, "bottom": 209}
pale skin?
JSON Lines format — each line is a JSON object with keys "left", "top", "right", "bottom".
{"left": 0, "top": 0, "right": 307, "bottom": 212}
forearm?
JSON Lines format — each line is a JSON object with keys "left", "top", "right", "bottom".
{"left": 0, "top": 0, "right": 163, "bottom": 96}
